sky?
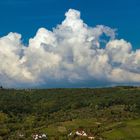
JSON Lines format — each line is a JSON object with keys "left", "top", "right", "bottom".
{"left": 0, "top": 0, "right": 140, "bottom": 88}
{"left": 0, "top": 0, "right": 140, "bottom": 48}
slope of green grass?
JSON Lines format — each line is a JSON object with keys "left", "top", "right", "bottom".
{"left": 102, "top": 119, "right": 140, "bottom": 140}
{"left": 0, "top": 87, "right": 139, "bottom": 139}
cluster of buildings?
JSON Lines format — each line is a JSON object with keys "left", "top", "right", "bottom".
{"left": 32, "top": 134, "right": 47, "bottom": 140}
{"left": 18, "top": 129, "right": 95, "bottom": 139}
{"left": 19, "top": 133, "right": 47, "bottom": 140}
{"left": 68, "top": 129, "right": 95, "bottom": 139}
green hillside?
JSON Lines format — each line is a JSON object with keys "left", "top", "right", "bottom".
{"left": 0, "top": 87, "right": 140, "bottom": 140}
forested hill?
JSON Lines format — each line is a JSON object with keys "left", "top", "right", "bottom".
{"left": 0, "top": 87, "right": 140, "bottom": 140}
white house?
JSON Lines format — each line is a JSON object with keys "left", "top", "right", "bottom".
{"left": 75, "top": 130, "right": 87, "bottom": 137}
{"left": 88, "top": 136, "right": 95, "bottom": 139}
{"left": 32, "top": 133, "right": 47, "bottom": 140}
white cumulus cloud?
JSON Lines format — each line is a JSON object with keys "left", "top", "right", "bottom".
{"left": 0, "top": 9, "right": 140, "bottom": 88}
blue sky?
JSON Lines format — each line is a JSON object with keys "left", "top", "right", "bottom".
{"left": 0, "top": 0, "right": 140, "bottom": 49}
{"left": 0, "top": 0, "right": 140, "bottom": 88}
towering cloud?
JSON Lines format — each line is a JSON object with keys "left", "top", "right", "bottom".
{"left": 0, "top": 9, "right": 140, "bottom": 88}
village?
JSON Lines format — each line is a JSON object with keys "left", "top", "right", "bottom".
{"left": 18, "top": 129, "right": 95, "bottom": 140}
{"left": 68, "top": 129, "right": 95, "bottom": 139}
